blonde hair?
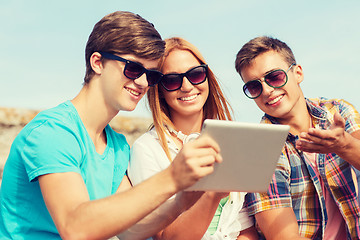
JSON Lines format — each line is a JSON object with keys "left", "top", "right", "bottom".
{"left": 147, "top": 37, "right": 233, "bottom": 160}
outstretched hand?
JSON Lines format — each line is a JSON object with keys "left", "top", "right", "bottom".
{"left": 296, "top": 112, "right": 349, "bottom": 154}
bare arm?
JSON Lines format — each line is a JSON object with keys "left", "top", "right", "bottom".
{"left": 40, "top": 168, "right": 180, "bottom": 240}
{"left": 39, "top": 135, "right": 222, "bottom": 240}
{"left": 118, "top": 190, "right": 204, "bottom": 240}
{"left": 237, "top": 226, "right": 259, "bottom": 240}
{"left": 255, "top": 208, "right": 309, "bottom": 240}
{"left": 296, "top": 112, "right": 360, "bottom": 169}
{"left": 154, "top": 192, "right": 228, "bottom": 240}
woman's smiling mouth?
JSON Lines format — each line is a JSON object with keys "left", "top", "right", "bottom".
{"left": 126, "top": 87, "right": 141, "bottom": 97}
{"left": 178, "top": 93, "right": 199, "bottom": 101}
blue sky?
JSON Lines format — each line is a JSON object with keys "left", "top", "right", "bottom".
{"left": 1, "top": 0, "right": 359, "bottom": 123}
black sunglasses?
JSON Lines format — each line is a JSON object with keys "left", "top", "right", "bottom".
{"left": 160, "top": 65, "right": 208, "bottom": 91}
{"left": 99, "top": 52, "right": 163, "bottom": 87}
{"left": 243, "top": 63, "right": 295, "bottom": 99}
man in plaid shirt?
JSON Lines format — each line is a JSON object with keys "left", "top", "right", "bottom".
{"left": 235, "top": 36, "right": 360, "bottom": 239}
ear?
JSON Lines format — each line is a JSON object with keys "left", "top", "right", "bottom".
{"left": 293, "top": 64, "right": 304, "bottom": 84}
{"left": 90, "top": 52, "right": 103, "bottom": 75}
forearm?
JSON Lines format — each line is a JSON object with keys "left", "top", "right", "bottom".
{"left": 337, "top": 131, "right": 360, "bottom": 170}
{"left": 156, "top": 192, "right": 223, "bottom": 240}
{"left": 117, "top": 197, "right": 182, "bottom": 240}
{"left": 255, "top": 208, "right": 309, "bottom": 240}
{"left": 237, "top": 226, "right": 259, "bottom": 240}
{"left": 57, "top": 169, "right": 179, "bottom": 240}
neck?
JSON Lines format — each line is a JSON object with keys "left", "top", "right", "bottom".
{"left": 71, "top": 80, "right": 118, "bottom": 138}
{"left": 277, "top": 97, "right": 311, "bottom": 135}
{"left": 170, "top": 111, "right": 204, "bottom": 135}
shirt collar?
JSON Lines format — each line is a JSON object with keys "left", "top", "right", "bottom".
{"left": 262, "top": 98, "right": 328, "bottom": 124}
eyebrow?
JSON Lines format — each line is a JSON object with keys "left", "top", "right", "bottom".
{"left": 250, "top": 68, "right": 279, "bottom": 81}
{"left": 163, "top": 64, "right": 202, "bottom": 75}
{"left": 127, "top": 58, "right": 160, "bottom": 71}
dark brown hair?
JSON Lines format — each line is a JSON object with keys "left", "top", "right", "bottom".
{"left": 84, "top": 11, "right": 165, "bottom": 83}
{"left": 235, "top": 36, "right": 296, "bottom": 77}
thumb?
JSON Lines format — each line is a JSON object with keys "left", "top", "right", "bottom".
{"left": 332, "top": 112, "right": 345, "bottom": 128}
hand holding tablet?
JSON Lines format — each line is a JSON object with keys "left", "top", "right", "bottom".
{"left": 186, "top": 119, "right": 290, "bottom": 192}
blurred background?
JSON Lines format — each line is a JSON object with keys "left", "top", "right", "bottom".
{"left": 1, "top": 0, "right": 359, "bottom": 123}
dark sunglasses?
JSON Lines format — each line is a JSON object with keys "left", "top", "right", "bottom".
{"left": 243, "top": 63, "right": 296, "bottom": 99}
{"left": 99, "top": 51, "right": 163, "bottom": 87}
{"left": 160, "top": 64, "right": 208, "bottom": 91}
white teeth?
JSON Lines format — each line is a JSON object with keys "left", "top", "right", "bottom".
{"left": 126, "top": 88, "right": 140, "bottom": 96}
{"left": 268, "top": 95, "right": 282, "bottom": 105}
{"left": 180, "top": 94, "right": 198, "bottom": 101}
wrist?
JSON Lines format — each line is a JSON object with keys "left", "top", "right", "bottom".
{"left": 160, "top": 166, "right": 181, "bottom": 194}
{"left": 204, "top": 191, "right": 221, "bottom": 201}
{"left": 205, "top": 191, "right": 229, "bottom": 202}
{"left": 174, "top": 191, "right": 204, "bottom": 212}
{"left": 336, "top": 132, "right": 353, "bottom": 156}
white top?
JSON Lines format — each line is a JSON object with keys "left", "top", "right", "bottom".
{"left": 128, "top": 128, "right": 254, "bottom": 240}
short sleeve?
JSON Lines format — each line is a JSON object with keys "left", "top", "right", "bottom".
{"left": 128, "top": 132, "right": 170, "bottom": 186}
{"left": 108, "top": 127, "right": 130, "bottom": 192}
{"left": 23, "top": 120, "right": 83, "bottom": 182}
{"left": 338, "top": 100, "right": 360, "bottom": 134}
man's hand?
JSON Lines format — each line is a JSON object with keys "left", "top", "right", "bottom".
{"left": 169, "top": 135, "right": 223, "bottom": 192}
{"left": 296, "top": 112, "right": 349, "bottom": 154}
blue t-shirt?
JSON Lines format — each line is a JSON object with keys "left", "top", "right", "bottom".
{"left": 0, "top": 101, "right": 130, "bottom": 239}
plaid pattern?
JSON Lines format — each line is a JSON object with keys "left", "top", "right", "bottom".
{"left": 246, "top": 97, "right": 360, "bottom": 239}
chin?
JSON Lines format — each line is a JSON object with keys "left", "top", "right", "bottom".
{"left": 119, "top": 104, "right": 137, "bottom": 112}
{"left": 125, "top": 107, "right": 136, "bottom": 112}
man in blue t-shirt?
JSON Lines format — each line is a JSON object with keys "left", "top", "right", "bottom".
{"left": 0, "top": 11, "right": 223, "bottom": 240}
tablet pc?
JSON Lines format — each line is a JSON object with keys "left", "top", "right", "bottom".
{"left": 186, "top": 119, "right": 290, "bottom": 192}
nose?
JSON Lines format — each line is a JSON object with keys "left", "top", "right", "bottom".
{"left": 133, "top": 73, "right": 149, "bottom": 88}
{"left": 180, "top": 76, "right": 193, "bottom": 92}
{"left": 260, "top": 79, "right": 274, "bottom": 96}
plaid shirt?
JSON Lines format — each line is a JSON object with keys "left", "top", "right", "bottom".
{"left": 246, "top": 97, "right": 360, "bottom": 239}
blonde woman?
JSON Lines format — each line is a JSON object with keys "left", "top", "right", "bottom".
{"left": 128, "top": 37, "right": 258, "bottom": 240}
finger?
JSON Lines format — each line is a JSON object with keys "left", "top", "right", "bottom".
{"left": 299, "top": 133, "right": 334, "bottom": 148}
{"left": 215, "top": 153, "right": 223, "bottom": 163}
{"left": 196, "top": 164, "right": 216, "bottom": 177}
{"left": 203, "top": 152, "right": 223, "bottom": 164}
{"left": 300, "top": 131, "right": 326, "bottom": 143}
{"left": 192, "top": 154, "right": 218, "bottom": 167}
{"left": 296, "top": 139, "right": 326, "bottom": 153}
{"left": 190, "top": 135, "right": 221, "bottom": 153}
{"left": 305, "top": 129, "right": 338, "bottom": 141}
{"left": 181, "top": 147, "right": 218, "bottom": 159}
{"left": 333, "top": 111, "right": 345, "bottom": 129}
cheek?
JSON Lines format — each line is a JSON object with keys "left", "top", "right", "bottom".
{"left": 159, "top": 87, "right": 166, "bottom": 99}
{"left": 143, "top": 86, "right": 150, "bottom": 94}
{"left": 254, "top": 98, "right": 269, "bottom": 112}
{"left": 285, "top": 81, "right": 301, "bottom": 96}
{"left": 162, "top": 90, "right": 178, "bottom": 106}
{"left": 199, "top": 81, "right": 210, "bottom": 97}
{"left": 254, "top": 99, "right": 264, "bottom": 107}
